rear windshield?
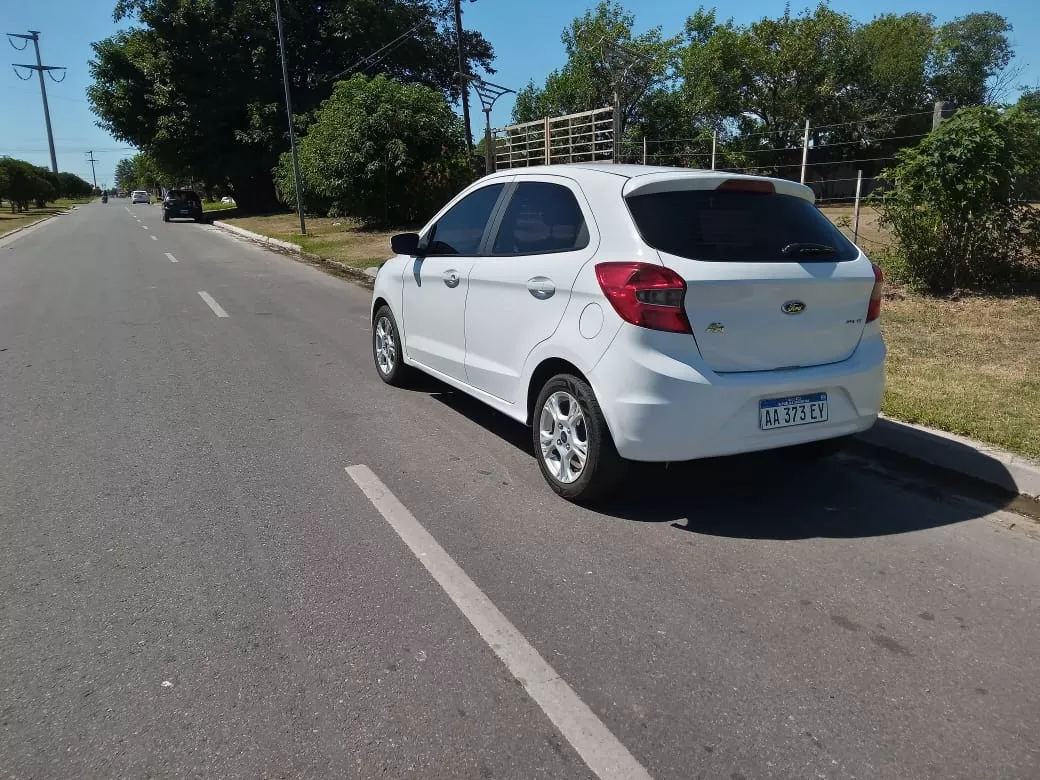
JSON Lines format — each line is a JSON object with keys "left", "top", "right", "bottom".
{"left": 625, "top": 189, "right": 858, "bottom": 262}
{"left": 168, "top": 190, "right": 200, "bottom": 202}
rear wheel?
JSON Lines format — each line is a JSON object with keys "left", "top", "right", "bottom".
{"left": 533, "top": 374, "right": 625, "bottom": 503}
{"left": 372, "top": 305, "right": 412, "bottom": 387}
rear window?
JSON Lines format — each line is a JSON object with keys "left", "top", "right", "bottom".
{"left": 625, "top": 190, "right": 858, "bottom": 262}
{"left": 168, "top": 190, "right": 200, "bottom": 202}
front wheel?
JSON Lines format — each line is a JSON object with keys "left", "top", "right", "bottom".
{"left": 372, "top": 305, "right": 412, "bottom": 387}
{"left": 532, "top": 374, "right": 625, "bottom": 503}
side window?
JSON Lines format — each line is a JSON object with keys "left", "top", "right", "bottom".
{"left": 426, "top": 184, "right": 504, "bottom": 256}
{"left": 491, "top": 182, "right": 589, "bottom": 256}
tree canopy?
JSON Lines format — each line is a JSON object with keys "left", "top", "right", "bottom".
{"left": 274, "top": 74, "right": 470, "bottom": 226}
{"left": 514, "top": 2, "right": 1016, "bottom": 166}
{"left": 89, "top": 0, "right": 494, "bottom": 210}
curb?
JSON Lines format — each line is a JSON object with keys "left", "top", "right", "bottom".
{"left": 211, "top": 220, "right": 375, "bottom": 289}
{"left": 0, "top": 207, "right": 73, "bottom": 242}
{"left": 856, "top": 416, "right": 1040, "bottom": 500}
{"left": 212, "top": 220, "right": 302, "bottom": 253}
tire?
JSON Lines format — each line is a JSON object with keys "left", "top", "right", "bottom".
{"left": 372, "top": 305, "right": 412, "bottom": 387}
{"left": 163, "top": 213, "right": 169, "bottom": 222}
{"left": 532, "top": 373, "right": 625, "bottom": 503}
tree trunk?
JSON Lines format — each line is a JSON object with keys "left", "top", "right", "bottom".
{"left": 229, "top": 169, "right": 280, "bottom": 213}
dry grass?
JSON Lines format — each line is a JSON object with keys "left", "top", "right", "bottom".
{"left": 820, "top": 205, "right": 1040, "bottom": 460}
{"left": 819, "top": 204, "right": 892, "bottom": 255}
{"left": 0, "top": 198, "right": 90, "bottom": 237}
{"left": 880, "top": 293, "right": 1040, "bottom": 459}
{"left": 222, "top": 213, "right": 399, "bottom": 270}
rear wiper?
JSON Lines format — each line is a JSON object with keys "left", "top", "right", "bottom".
{"left": 781, "top": 242, "right": 836, "bottom": 257}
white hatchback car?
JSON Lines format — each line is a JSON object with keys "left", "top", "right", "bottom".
{"left": 371, "top": 165, "right": 885, "bottom": 501}
{"left": 131, "top": 190, "right": 150, "bottom": 204}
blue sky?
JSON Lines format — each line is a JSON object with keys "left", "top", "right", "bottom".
{"left": 2, "top": 0, "right": 1037, "bottom": 185}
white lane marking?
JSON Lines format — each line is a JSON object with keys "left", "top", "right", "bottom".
{"left": 142, "top": 225, "right": 149, "bottom": 230}
{"left": 197, "top": 291, "right": 229, "bottom": 318}
{"left": 165, "top": 253, "right": 178, "bottom": 263}
{"left": 151, "top": 235, "right": 158, "bottom": 241}
{"left": 344, "top": 465, "right": 653, "bottom": 780}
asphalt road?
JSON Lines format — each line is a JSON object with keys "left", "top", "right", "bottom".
{"left": 1, "top": 201, "right": 1038, "bottom": 780}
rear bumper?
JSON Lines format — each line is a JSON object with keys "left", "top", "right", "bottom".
{"left": 589, "top": 322, "right": 885, "bottom": 462}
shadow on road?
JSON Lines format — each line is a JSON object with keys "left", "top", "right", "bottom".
{"left": 423, "top": 378, "right": 1017, "bottom": 540}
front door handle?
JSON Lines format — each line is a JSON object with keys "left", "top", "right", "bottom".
{"left": 442, "top": 269, "right": 460, "bottom": 288}
{"left": 527, "top": 276, "right": 555, "bottom": 300}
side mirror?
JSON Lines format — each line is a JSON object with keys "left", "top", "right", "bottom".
{"left": 391, "top": 232, "right": 421, "bottom": 256}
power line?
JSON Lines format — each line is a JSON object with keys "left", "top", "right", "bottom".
{"left": 324, "top": 21, "right": 426, "bottom": 85}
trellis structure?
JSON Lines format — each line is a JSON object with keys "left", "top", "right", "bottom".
{"left": 494, "top": 107, "right": 613, "bottom": 170}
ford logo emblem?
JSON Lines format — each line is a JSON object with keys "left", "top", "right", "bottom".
{"left": 781, "top": 300, "right": 807, "bottom": 315}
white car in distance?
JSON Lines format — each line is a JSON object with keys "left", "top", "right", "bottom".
{"left": 131, "top": 190, "right": 150, "bottom": 204}
{"left": 371, "top": 164, "right": 885, "bottom": 502}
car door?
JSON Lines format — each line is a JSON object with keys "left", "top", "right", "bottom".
{"left": 463, "top": 176, "right": 597, "bottom": 403}
{"left": 400, "top": 182, "right": 507, "bottom": 382}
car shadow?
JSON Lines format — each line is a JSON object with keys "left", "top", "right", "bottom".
{"left": 421, "top": 377, "right": 1018, "bottom": 541}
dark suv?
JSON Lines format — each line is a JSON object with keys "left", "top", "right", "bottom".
{"left": 163, "top": 189, "right": 203, "bottom": 222}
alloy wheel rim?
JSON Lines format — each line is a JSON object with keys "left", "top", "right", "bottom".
{"left": 374, "top": 316, "right": 396, "bottom": 375}
{"left": 538, "top": 391, "right": 589, "bottom": 484}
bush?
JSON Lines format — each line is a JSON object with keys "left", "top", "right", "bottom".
{"left": 0, "top": 157, "right": 57, "bottom": 212}
{"left": 275, "top": 74, "right": 471, "bottom": 226}
{"left": 56, "top": 172, "right": 94, "bottom": 199}
{"left": 876, "top": 106, "right": 1040, "bottom": 294}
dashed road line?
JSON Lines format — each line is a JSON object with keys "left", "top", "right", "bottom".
{"left": 151, "top": 235, "right": 158, "bottom": 240}
{"left": 344, "top": 464, "right": 654, "bottom": 780}
{"left": 197, "top": 291, "right": 229, "bottom": 318}
{"left": 165, "top": 253, "right": 178, "bottom": 263}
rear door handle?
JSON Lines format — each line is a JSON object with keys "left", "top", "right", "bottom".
{"left": 442, "top": 269, "right": 460, "bottom": 288}
{"left": 527, "top": 276, "right": 555, "bottom": 300}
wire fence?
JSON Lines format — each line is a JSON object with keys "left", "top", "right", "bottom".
{"left": 489, "top": 105, "right": 959, "bottom": 250}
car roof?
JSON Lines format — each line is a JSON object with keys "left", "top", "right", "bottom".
{"left": 484, "top": 163, "right": 815, "bottom": 201}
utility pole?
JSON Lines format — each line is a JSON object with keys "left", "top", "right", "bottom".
{"left": 86, "top": 151, "right": 98, "bottom": 190}
{"left": 273, "top": 0, "right": 306, "bottom": 234}
{"left": 452, "top": 0, "right": 473, "bottom": 154}
{"left": 7, "top": 30, "right": 65, "bottom": 174}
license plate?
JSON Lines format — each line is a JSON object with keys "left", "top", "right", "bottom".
{"left": 759, "top": 393, "right": 828, "bottom": 430}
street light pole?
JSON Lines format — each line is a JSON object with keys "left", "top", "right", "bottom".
{"left": 460, "top": 75, "right": 514, "bottom": 175}
{"left": 273, "top": 0, "right": 306, "bottom": 235}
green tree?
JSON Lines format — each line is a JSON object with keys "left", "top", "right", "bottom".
{"left": 0, "top": 158, "right": 55, "bottom": 211}
{"left": 114, "top": 158, "right": 135, "bottom": 193}
{"left": 130, "top": 153, "right": 163, "bottom": 193}
{"left": 928, "top": 13, "right": 1013, "bottom": 106}
{"left": 851, "top": 13, "right": 935, "bottom": 118}
{"left": 1016, "top": 88, "right": 1040, "bottom": 115}
{"left": 56, "top": 172, "right": 94, "bottom": 199}
{"left": 511, "top": 0, "right": 678, "bottom": 140}
{"left": 876, "top": 106, "right": 1040, "bottom": 293}
{"left": 274, "top": 74, "right": 470, "bottom": 226}
{"left": 89, "top": 0, "right": 493, "bottom": 212}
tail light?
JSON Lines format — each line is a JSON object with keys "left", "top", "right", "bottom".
{"left": 866, "top": 263, "right": 884, "bottom": 322}
{"left": 595, "top": 262, "right": 691, "bottom": 334}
